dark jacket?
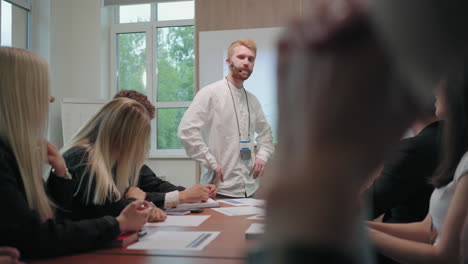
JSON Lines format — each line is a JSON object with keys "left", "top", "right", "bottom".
{"left": 47, "top": 147, "right": 185, "bottom": 221}
{"left": 0, "top": 139, "right": 120, "bottom": 259}
{"left": 367, "top": 121, "right": 442, "bottom": 223}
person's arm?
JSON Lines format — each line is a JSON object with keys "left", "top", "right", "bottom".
{"left": 137, "top": 165, "right": 185, "bottom": 208}
{"left": 367, "top": 214, "right": 433, "bottom": 243}
{"left": 253, "top": 97, "right": 275, "bottom": 163}
{"left": 371, "top": 174, "right": 468, "bottom": 264}
{"left": 178, "top": 88, "right": 218, "bottom": 171}
{"left": 0, "top": 166, "right": 121, "bottom": 259}
{"left": 369, "top": 228, "right": 442, "bottom": 264}
{"left": 53, "top": 148, "right": 135, "bottom": 220}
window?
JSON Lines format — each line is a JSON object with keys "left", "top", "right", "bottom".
{"left": 110, "top": 1, "right": 194, "bottom": 157}
{"left": 0, "top": 0, "right": 31, "bottom": 49}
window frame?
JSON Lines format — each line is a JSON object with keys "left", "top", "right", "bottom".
{"left": 110, "top": 2, "right": 194, "bottom": 158}
{"left": 0, "top": 0, "right": 31, "bottom": 49}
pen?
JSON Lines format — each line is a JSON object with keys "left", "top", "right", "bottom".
{"left": 140, "top": 201, "right": 157, "bottom": 209}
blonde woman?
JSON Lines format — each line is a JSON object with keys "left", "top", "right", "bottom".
{"left": 0, "top": 47, "right": 151, "bottom": 259}
{"left": 113, "top": 89, "right": 217, "bottom": 209}
{"left": 48, "top": 98, "right": 167, "bottom": 222}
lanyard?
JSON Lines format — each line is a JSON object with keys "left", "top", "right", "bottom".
{"left": 226, "top": 78, "right": 250, "bottom": 138}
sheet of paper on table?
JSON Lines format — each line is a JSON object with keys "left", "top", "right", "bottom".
{"left": 219, "top": 198, "right": 266, "bottom": 207}
{"left": 128, "top": 231, "right": 220, "bottom": 251}
{"left": 246, "top": 214, "right": 265, "bottom": 220}
{"left": 145, "top": 215, "right": 210, "bottom": 227}
{"left": 212, "top": 206, "right": 265, "bottom": 216}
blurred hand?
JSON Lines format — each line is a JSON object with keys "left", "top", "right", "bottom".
{"left": 148, "top": 207, "right": 167, "bottom": 222}
{"left": 116, "top": 200, "right": 151, "bottom": 233}
{"left": 125, "top": 187, "right": 146, "bottom": 200}
{"left": 179, "top": 184, "right": 209, "bottom": 203}
{"left": 210, "top": 167, "right": 224, "bottom": 184}
{"left": 46, "top": 141, "right": 67, "bottom": 177}
{"left": 0, "top": 247, "right": 22, "bottom": 264}
{"left": 205, "top": 184, "right": 217, "bottom": 198}
{"left": 250, "top": 158, "right": 266, "bottom": 179}
{"left": 266, "top": 0, "right": 420, "bottom": 248}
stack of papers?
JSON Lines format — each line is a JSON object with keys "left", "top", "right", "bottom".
{"left": 219, "top": 198, "right": 266, "bottom": 207}
{"left": 128, "top": 231, "right": 219, "bottom": 251}
{"left": 166, "top": 198, "right": 220, "bottom": 212}
{"left": 245, "top": 223, "right": 265, "bottom": 239}
{"left": 145, "top": 215, "right": 210, "bottom": 227}
{"left": 212, "top": 206, "right": 265, "bottom": 216}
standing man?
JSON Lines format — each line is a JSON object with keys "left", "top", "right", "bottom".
{"left": 178, "top": 38, "right": 274, "bottom": 198}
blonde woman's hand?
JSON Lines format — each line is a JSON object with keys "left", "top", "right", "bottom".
{"left": 116, "top": 200, "right": 151, "bottom": 233}
{"left": 179, "top": 184, "right": 209, "bottom": 203}
{"left": 125, "top": 187, "right": 146, "bottom": 200}
{"left": 148, "top": 207, "right": 167, "bottom": 222}
{"left": 205, "top": 184, "right": 217, "bottom": 198}
{"left": 46, "top": 141, "right": 67, "bottom": 177}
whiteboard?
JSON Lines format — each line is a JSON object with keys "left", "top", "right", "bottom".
{"left": 199, "top": 27, "right": 284, "bottom": 143}
{"left": 61, "top": 98, "right": 108, "bottom": 144}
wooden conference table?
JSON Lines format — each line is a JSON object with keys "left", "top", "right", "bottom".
{"left": 32, "top": 202, "right": 263, "bottom": 264}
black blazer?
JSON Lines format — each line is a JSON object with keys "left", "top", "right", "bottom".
{"left": 367, "top": 121, "right": 442, "bottom": 223}
{"left": 47, "top": 147, "right": 186, "bottom": 221}
{"left": 0, "top": 139, "right": 119, "bottom": 259}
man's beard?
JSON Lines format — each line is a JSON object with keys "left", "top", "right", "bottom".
{"left": 231, "top": 68, "right": 251, "bottom": 80}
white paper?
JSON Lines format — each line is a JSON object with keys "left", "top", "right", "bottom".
{"left": 211, "top": 206, "right": 265, "bottom": 216}
{"left": 245, "top": 223, "right": 265, "bottom": 237}
{"left": 246, "top": 214, "right": 265, "bottom": 220}
{"left": 128, "top": 231, "right": 220, "bottom": 251}
{"left": 144, "top": 215, "right": 210, "bottom": 227}
{"left": 219, "top": 198, "right": 266, "bottom": 207}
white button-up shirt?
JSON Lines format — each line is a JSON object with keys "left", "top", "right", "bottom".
{"left": 178, "top": 79, "right": 274, "bottom": 197}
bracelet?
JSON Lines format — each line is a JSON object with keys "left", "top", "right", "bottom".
{"left": 51, "top": 168, "right": 72, "bottom": 180}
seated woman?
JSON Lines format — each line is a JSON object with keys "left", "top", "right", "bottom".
{"left": 112, "top": 89, "right": 217, "bottom": 209}
{"left": 48, "top": 98, "right": 167, "bottom": 222}
{"left": 368, "top": 65, "right": 468, "bottom": 263}
{"left": 0, "top": 47, "right": 150, "bottom": 259}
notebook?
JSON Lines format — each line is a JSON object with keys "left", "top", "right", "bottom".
{"left": 245, "top": 223, "right": 264, "bottom": 239}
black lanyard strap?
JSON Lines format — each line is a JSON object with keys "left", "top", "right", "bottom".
{"left": 226, "top": 77, "right": 250, "bottom": 138}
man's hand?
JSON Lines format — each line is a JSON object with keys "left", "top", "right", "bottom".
{"left": 250, "top": 158, "right": 266, "bottom": 179}
{"left": 179, "top": 184, "right": 210, "bottom": 203}
{"left": 125, "top": 187, "right": 146, "bottom": 200}
{"left": 148, "top": 207, "right": 167, "bottom": 222}
{"left": 210, "top": 167, "right": 224, "bottom": 184}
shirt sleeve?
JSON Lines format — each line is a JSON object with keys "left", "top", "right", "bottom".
{"left": 164, "top": 191, "right": 181, "bottom": 208}
{"left": 253, "top": 96, "right": 275, "bottom": 162}
{"left": 178, "top": 87, "right": 218, "bottom": 170}
{"left": 138, "top": 165, "right": 185, "bottom": 208}
{"left": 455, "top": 151, "right": 468, "bottom": 182}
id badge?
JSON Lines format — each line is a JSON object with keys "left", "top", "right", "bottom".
{"left": 240, "top": 140, "right": 252, "bottom": 161}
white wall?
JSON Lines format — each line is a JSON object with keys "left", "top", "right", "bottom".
{"left": 38, "top": 0, "right": 196, "bottom": 187}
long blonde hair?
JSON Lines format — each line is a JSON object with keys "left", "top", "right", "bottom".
{"left": 0, "top": 47, "right": 53, "bottom": 221}
{"left": 63, "top": 98, "right": 151, "bottom": 205}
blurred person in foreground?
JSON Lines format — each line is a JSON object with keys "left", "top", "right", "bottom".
{"left": 249, "top": 0, "right": 468, "bottom": 263}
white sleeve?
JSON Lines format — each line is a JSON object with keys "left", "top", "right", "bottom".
{"left": 164, "top": 191, "right": 180, "bottom": 208}
{"left": 253, "top": 100, "right": 275, "bottom": 162}
{"left": 178, "top": 88, "right": 218, "bottom": 170}
{"left": 455, "top": 151, "right": 468, "bottom": 182}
